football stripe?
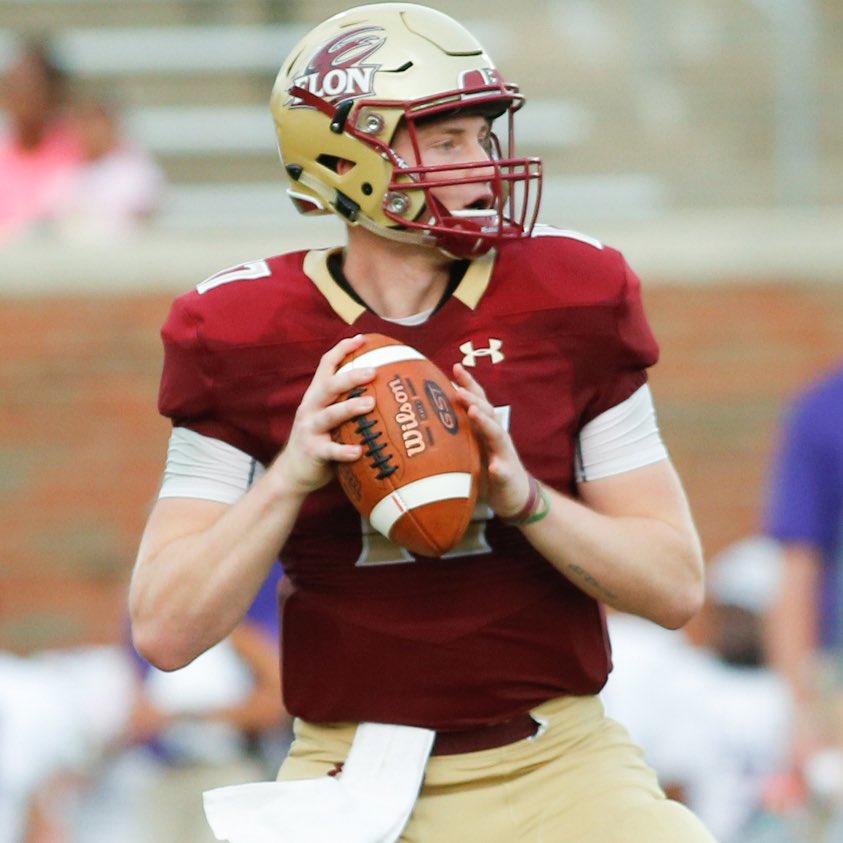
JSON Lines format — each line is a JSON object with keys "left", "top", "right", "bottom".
{"left": 369, "top": 472, "right": 474, "bottom": 538}
{"left": 336, "top": 344, "right": 425, "bottom": 376}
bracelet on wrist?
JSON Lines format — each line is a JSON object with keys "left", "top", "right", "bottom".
{"left": 500, "top": 475, "right": 550, "bottom": 526}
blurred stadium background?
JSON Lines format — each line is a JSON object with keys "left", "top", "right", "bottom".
{"left": 0, "top": 0, "right": 842, "bottom": 656}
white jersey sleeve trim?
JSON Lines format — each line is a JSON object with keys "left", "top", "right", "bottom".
{"left": 158, "top": 427, "right": 265, "bottom": 504}
{"left": 575, "top": 384, "right": 668, "bottom": 483}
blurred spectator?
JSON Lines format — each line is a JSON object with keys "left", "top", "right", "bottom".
{"left": 0, "top": 39, "right": 83, "bottom": 245}
{"left": 764, "top": 362, "right": 843, "bottom": 815}
{"left": 68, "top": 563, "right": 289, "bottom": 843}
{"left": 602, "top": 536, "right": 792, "bottom": 843}
{"left": 0, "top": 645, "right": 136, "bottom": 843}
{"left": 697, "top": 536, "right": 793, "bottom": 842}
{"left": 54, "top": 98, "right": 165, "bottom": 242}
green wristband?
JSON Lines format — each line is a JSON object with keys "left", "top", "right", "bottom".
{"left": 501, "top": 477, "right": 551, "bottom": 526}
{"left": 519, "top": 484, "right": 550, "bottom": 525}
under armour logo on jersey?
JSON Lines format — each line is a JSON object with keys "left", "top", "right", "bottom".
{"left": 460, "top": 339, "right": 504, "bottom": 367}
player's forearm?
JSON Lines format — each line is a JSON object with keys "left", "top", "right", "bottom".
{"left": 130, "top": 468, "right": 302, "bottom": 670}
{"left": 521, "top": 486, "right": 704, "bottom": 628}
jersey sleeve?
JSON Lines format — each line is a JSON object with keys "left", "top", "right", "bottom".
{"left": 579, "top": 255, "right": 660, "bottom": 424}
{"left": 158, "top": 294, "right": 212, "bottom": 426}
{"left": 157, "top": 293, "right": 260, "bottom": 457}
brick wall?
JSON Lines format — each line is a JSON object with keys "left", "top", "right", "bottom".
{"left": 2, "top": 281, "right": 842, "bottom": 652}
{"left": 0, "top": 293, "right": 173, "bottom": 652}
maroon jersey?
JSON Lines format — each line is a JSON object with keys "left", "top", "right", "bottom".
{"left": 158, "top": 227, "right": 659, "bottom": 730}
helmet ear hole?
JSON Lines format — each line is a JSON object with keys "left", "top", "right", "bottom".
{"left": 316, "top": 154, "right": 356, "bottom": 174}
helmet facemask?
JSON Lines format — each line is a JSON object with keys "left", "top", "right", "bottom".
{"left": 377, "top": 94, "right": 543, "bottom": 258}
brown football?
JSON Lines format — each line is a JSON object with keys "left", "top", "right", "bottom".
{"left": 332, "top": 333, "right": 481, "bottom": 557}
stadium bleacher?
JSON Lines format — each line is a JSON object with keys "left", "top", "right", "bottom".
{"left": 0, "top": 0, "right": 841, "bottom": 286}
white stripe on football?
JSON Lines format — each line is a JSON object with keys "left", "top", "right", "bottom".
{"left": 336, "top": 344, "right": 425, "bottom": 376}
{"left": 368, "top": 472, "right": 474, "bottom": 537}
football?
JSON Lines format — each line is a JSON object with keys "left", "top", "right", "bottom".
{"left": 332, "top": 333, "right": 481, "bottom": 557}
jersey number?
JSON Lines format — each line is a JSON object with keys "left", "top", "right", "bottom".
{"left": 197, "top": 260, "right": 272, "bottom": 294}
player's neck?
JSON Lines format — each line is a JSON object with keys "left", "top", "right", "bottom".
{"left": 342, "top": 227, "right": 453, "bottom": 320}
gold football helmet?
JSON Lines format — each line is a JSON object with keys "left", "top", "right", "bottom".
{"left": 270, "top": 3, "right": 542, "bottom": 258}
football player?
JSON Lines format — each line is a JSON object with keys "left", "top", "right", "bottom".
{"left": 130, "top": 4, "right": 717, "bottom": 841}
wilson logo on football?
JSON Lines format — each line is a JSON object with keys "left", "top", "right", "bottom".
{"left": 424, "top": 381, "right": 460, "bottom": 435}
{"left": 387, "top": 375, "right": 426, "bottom": 457}
{"left": 290, "top": 25, "right": 385, "bottom": 106}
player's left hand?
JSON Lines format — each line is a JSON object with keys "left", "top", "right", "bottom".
{"left": 452, "top": 363, "right": 533, "bottom": 520}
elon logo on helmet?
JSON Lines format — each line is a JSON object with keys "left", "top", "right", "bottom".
{"left": 291, "top": 26, "right": 386, "bottom": 106}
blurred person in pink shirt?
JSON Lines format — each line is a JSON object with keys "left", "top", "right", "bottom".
{"left": 0, "top": 40, "right": 84, "bottom": 245}
{"left": 54, "top": 98, "right": 165, "bottom": 242}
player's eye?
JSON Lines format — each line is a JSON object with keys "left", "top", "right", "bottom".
{"left": 432, "top": 137, "right": 456, "bottom": 152}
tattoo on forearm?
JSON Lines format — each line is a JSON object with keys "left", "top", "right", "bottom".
{"left": 567, "top": 563, "right": 618, "bottom": 602}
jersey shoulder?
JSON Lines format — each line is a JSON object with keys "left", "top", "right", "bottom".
{"left": 163, "top": 250, "right": 313, "bottom": 346}
{"left": 494, "top": 224, "right": 632, "bottom": 306}
{"left": 488, "top": 225, "right": 659, "bottom": 413}
{"left": 158, "top": 250, "right": 326, "bottom": 461}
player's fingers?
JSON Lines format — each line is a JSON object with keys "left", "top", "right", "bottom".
{"left": 318, "top": 333, "right": 368, "bottom": 375}
{"left": 322, "top": 440, "right": 363, "bottom": 463}
{"left": 452, "top": 363, "right": 488, "bottom": 399}
{"left": 332, "top": 365, "right": 377, "bottom": 398}
{"left": 466, "top": 401, "right": 506, "bottom": 444}
{"left": 456, "top": 382, "right": 496, "bottom": 423}
{"left": 316, "top": 392, "right": 374, "bottom": 434}
{"left": 465, "top": 402, "right": 524, "bottom": 478}
{"left": 305, "top": 368, "right": 377, "bottom": 419}
{"left": 304, "top": 336, "right": 374, "bottom": 409}
{"left": 453, "top": 365, "right": 499, "bottom": 418}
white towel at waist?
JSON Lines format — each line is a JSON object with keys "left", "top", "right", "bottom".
{"left": 203, "top": 721, "right": 435, "bottom": 843}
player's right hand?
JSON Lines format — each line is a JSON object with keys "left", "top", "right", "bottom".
{"left": 272, "top": 334, "right": 376, "bottom": 495}
{"left": 452, "top": 362, "right": 533, "bottom": 520}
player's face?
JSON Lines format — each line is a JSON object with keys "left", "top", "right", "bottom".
{"left": 391, "top": 114, "right": 496, "bottom": 214}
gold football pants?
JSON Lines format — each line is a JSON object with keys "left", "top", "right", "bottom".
{"left": 278, "top": 694, "right": 718, "bottom": 843}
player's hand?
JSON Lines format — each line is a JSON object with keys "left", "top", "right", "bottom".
{"left": 274, "top": 335, "right": 376, "bottom": 495}
{"left": 452, "top": 363, "right": 532, "bottom": 520}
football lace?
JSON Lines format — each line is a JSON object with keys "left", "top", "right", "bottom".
{"left": 349, "top": 387, "right": 397, "bottom": 480}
